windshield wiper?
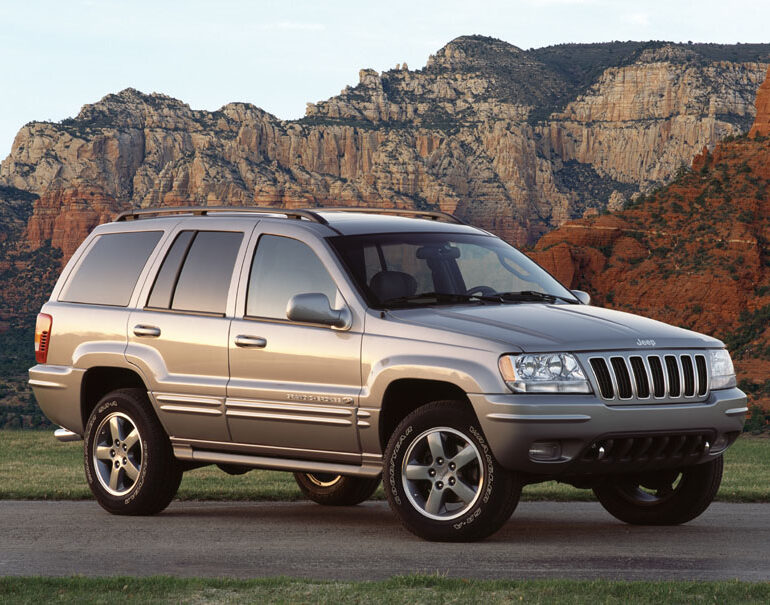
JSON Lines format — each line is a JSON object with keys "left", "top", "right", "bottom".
{"left": 485, "top": 290, "right": 578, "bottom": 304}
{"left": 382, "top": 292, "right": 482, "bottom": 306}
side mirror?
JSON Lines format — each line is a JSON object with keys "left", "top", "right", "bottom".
{"left": 571, "top": 290, "right": 591, "bottom": 305}
{"left": 286, "top": 293, "right": 352, "bottom": 329}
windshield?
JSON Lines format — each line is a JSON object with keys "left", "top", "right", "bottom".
{"left": 329, "top": 232, "right": 578, "bottom": 308}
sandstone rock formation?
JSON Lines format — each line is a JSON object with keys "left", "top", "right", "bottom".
{"left": 530, "top": 70, "right": 770, "bottom": 414}
{"left": 750, "top": 66, "right": 770, "bottom": 138}
{"left": 2, "top": 37, "right": 769, "bottom": 258}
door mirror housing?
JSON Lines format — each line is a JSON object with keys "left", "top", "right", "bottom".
{"left": 286, "top": 293, "right": 352, "bottom": 329}
{"left": 571, "top": 290, "right": 591, "bottom": 305}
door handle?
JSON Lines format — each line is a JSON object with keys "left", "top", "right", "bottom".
{"left": 133, "top": 325, "right": 161, "bottom": 337}
{"left": 234, "top": 335, "right": 267, "bottom": 348}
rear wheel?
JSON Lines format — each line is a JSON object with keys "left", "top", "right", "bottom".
{"left": 384, "top": 400, "right": 521, "bottom": 541}
{"left": 593, "top": 456, "right": 723, "bottom": 525}
{"left": 294, "top": 472, "right": 380, "bottom": 505}
{"left": 84, "top": 388, "right": 182, "bottom": 515}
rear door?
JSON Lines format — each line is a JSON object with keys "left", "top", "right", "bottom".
{"left": 126, "top": 218, "right": 255, "bottom": 442}
{"left": 226, "top": 225, "right": 363, "bottom": 461}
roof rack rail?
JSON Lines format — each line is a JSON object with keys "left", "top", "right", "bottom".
{"left": 114, "top": 205, "right": 465, "bottom": 226}
{"left": 316, "top": 206, "right": 466, "bottom": 224}
{"left": 115, "top": 206, "right": 329, "bottom": 224}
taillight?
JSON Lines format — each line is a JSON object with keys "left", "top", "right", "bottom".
{"left": 34, "top": 313, "right": 52, "bottom": 364}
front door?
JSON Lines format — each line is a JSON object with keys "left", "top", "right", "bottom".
{"left": 227, "top": 231, "right": 362, "bottom": 460}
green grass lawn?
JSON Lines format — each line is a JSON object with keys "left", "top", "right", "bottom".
{"left": 0, "top": 430, "right": 767, "bottom": 502}
{"left": 2, "top": 576, "right": 770, "bottom": 604}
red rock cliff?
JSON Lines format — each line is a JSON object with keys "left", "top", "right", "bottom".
{"left": 750, "top": 66, "right": 770, "bottom": 138}
{"left": 530, "top": 67, "right": 770, "bottom": 414}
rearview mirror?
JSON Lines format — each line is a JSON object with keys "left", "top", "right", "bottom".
{"left": 286, "top": 293, "right": 352, "bottom": 329}
{"left": 571, "top": 290, "right": 591, "bottom": 305}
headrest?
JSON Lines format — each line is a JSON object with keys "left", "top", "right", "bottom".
{"left": 369, "top": 270, "right": 418, "bottom": 302}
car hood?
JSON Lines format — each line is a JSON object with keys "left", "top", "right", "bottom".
{"left": 387, "top": 303, "right": 722, "bottom": 353}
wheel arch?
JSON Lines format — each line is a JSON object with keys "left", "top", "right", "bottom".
{"left": 80, "top": 366, "right": 148, "bottom": 429}
{"left": 377, "top": 378, "right": 475, "bottom": 451}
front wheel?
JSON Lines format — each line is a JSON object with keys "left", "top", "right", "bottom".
{"left": 384, "top": 401, "right": 521, "bottom": 541}
{"left": 294, "top": 472, "right": 380, "bottom": 505}
{"left": 593, "top": 456, "right": 723, "bottom": 525}
{"left": 84, "top": 388, "right": 182, "bottom": 515}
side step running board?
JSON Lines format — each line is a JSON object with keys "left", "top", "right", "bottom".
{"left": 173, "top": 445, "right": 382, "bottom": 478}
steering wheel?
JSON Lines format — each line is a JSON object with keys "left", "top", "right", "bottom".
{"left": 466, "top": 285, "right": 497, "bottom": 297}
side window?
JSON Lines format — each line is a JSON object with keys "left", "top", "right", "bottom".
{"left": 247, "top": 235, "right": 338, "bottom": 319}
{"left": 146, "top": 231, "right": 195, "bottom": 309}
{"left": 147, "top": 230, "right": 243, "bottom": 315}
{"left": 60, "top": 231, "right": 162, "bottom": 306}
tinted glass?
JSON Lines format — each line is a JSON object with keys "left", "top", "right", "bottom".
{"left": 146, "top": 231, "right": 195, "bottom": 309}
{"left": 247, "top": 235, "right": 337, "bottom": 319}
{"left": 171, "top": 231, "right": 243, "bottom": 314}
{"left": 60, "top": 231, "right": 162, "bottom": 306}
{"left": 330, "top": 232, "right": 576, "bottom": 307}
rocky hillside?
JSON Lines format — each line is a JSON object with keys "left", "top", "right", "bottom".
{"left": 2, "top": 37, "right": 770, "bottom": 428}
{"left": 531, "top": 67, "right": 770, "bottom": 423}
{"left": 2, "top": 37, "right": 769, "bottom": 259}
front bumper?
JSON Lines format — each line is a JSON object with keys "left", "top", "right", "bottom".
{"left": 470, "top": 387, "right": 747, "bottom": 475}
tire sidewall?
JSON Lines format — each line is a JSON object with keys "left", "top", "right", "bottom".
{"left": 385, "top": 404, "right": 502, "bottom": 540}
{"left": 294, "top": 472, "right": 381, "bottom": 506}
{"left": 593, "top": 456, "right": 724, "bottom": 525}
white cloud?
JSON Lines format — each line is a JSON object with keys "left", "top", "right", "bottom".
{"left": 622, "top": 12, "right": 651, "bottom": 26}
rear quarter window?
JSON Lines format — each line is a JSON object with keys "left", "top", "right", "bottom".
{"left": 59, "top": 231, "right": 162, "bottom": 306}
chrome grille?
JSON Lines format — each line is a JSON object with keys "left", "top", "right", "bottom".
{"left": 584, "top": 352, "right": 709, "bottom": 403}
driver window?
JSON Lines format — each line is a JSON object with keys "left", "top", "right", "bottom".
{"left": 247, "top": 235, "right": 339, "bottom": 319}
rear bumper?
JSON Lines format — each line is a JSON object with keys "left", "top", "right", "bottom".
{"left": 29, "top": 364, "right": 85, "bottom": 434}
{"left": 470, "top": 388, "right": 747, "bottom": 475}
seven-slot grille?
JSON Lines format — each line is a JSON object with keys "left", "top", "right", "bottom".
{"left": 586, "top": 352, "right": 708, "bottom": 403}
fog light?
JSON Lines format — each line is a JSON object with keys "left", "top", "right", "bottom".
{"left": 529, "top": 441, "right": 562, "bottom": 461}
{"left": 711, "top": 434, "right": 729, "bottom": 453}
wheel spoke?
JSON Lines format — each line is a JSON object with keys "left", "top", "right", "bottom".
{"left": 124, "top": 459, "right": 140, "bottom": 482}
{"left": 109, "top": 465, "right": 121, "bottom": 491}
{"left": 124, "top": 428, "right": 140, "bottom": 451}
{"left": 95, "top": 445, "right": 113, "bottom": 461}
{"left": 450, "top": 445, "right": 478, "bottom": 470}
{"left": 424, "top": 486, "right": 445, "bottom": 516}
{"left": 405, "top": 463, "right": 432, "bottom": 481}
{"left": 448, "top": 478, "right": 477, "bottom": 504}
{"left": 109, "top": 415, "right": 121, "bottom": 443}
{"left": 426, "top": 432, "right": 446, "bottom": 462}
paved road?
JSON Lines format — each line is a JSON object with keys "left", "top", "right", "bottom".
{"left": 1, "top": 500, "right": 768, "bottom": 581}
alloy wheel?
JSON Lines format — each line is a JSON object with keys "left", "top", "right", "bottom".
{"left": 401, "top": 427, "right": 484, "bottom": 520}
{"left": 92, "top": 412, "right": 143, "bottom": 496}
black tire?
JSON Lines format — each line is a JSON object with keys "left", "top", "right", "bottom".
{"left": 384, "top": 400, "right": 521, "bottom": 541}
{"left": 592, "top": 456, "right": 724, "bottom": 525}
{"left": 294, "top": 472, "right": 380, "bottom": 506}
{"left": 84, "top": 388, "right": 182, "bottom": 515}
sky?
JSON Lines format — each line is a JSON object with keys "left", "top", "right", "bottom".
{"left": 1, "top": 0, "right": 768, "bottom": 157}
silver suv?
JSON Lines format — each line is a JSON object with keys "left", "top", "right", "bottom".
{"left": 30, "top": 207, "right": 747, "bottom": 541}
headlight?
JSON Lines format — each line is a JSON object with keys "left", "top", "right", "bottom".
{"left": 709, "top": 349, "right": 736, "bottom": 390}
{"left": 499, "top": 353, "right": 592, "bottom": 393}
